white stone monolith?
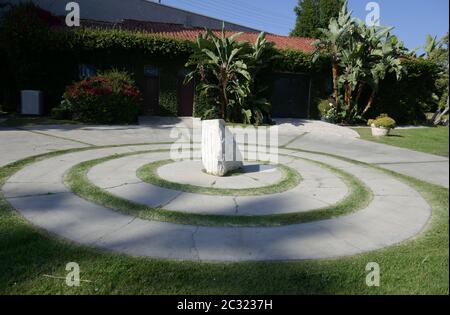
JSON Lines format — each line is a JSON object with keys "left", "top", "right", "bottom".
{"left": 201, "top": 119, "right": 243, "bottom": 176}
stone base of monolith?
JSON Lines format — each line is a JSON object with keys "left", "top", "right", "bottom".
{"left": 201, "top": 119, "right": 243, "bottom": 176}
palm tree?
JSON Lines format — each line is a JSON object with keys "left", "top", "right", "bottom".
{"left": 339, "top": 41, "right": 365, "bottom": 120}
{"left": 312, "top": 0, "right": 354, "bottom": 107}
{"left": 420, "top": 33, "right": 449, "bottom": 125}
{"left": 243, "top": 32, "right": 275, "bottom": 125}
{"left": 185, "top": 27, "right": 252, "bottom": 120}
{"left": 423, "top": 34, "right": 439, "bottom": 58}
{"left": 361, "top": 33, "right": 404, "bottom": 115}
{"left": 186, "top": 27, "right": 273, "bottom": 124}
{"left": 313, "top": 0, "right": 405, "bottom": 122}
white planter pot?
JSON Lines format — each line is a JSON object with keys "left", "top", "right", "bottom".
{"left": 201, "top": 119, "right": 243, "bottom": 176}
{"left": 371, "top": 125, "right": 391, "bottom": 137}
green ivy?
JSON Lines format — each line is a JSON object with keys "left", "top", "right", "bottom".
{"left": 0, "top": 6, "right": 194, "bottom": 113}
{"left": 159, "top": 75, "right": 178, "bottom": 117}
{"left": 70, "top": 28, "right": 193, "bottom": 59}
{"left": 0, "top": 3, "right": 441, "bottom": 123}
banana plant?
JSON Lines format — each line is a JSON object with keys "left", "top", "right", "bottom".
{"left": 185, "top": 26, "right": 252, "bottom": 120}
{"left": 186, "top": 26, "right": 274, "bottom": 124}
{"left": 243, "top": 31, "right": 276, "bottom": 125}
{"left": 361, "top": 33, "right": 405, "bottom": 116}
{"left": 313, "top": 0, "right": 354, "bottom": 109}
{"left": 313, "top": 0, "right": 405, "bottom": 123}
{"left": 422, "top": 34, "right": 439, "bottom": 58}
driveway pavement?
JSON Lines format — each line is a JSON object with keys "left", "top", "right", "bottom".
{"left": 0, "top": 117, "right": 448, "bottom": 187}
{"left": 0, "top": 117, "right": 445, "bottom": 262}
{"left": 0, "top": 127, "right": 88, "bottom": 167}
{"left": 285, "top": 132, "right": 449, "bottom": 188}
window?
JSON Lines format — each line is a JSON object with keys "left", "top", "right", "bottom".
{"left": 144, "top": 65, "right": 159, "bottom": 77}
{"left": 79, "top": 64, "right": 96, "bottom": 79}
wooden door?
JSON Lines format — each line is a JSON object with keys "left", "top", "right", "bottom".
{"left": 177, "top": 77, "right": 194, "bottom": 116}
{"left": 143, "top": 76, "right": 159, "bottom": 115}
{"left": 271, "top": 73, "right": 310, "bottom": 118}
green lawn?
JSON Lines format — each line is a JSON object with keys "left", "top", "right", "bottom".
{"left": 354, "top": 126, "right": 449, "bottom": 157}
{"left": 0, "top": 146, "right": 448, "bottom": 294}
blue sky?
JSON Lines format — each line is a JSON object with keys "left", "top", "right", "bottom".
{"left": 160, "top": 0, "right": 449, "bottom": 50}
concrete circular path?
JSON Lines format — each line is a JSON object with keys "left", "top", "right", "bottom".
{"left": 157, "top": 160, "right": 284, "bottom": 189}
{"left": 1, "top": 144, "right": 431, "bottom": 261}
{"left": 87, "top": 153, "right": 348, "bottom": 215}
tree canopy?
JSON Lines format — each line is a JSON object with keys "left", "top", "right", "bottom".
{"left": 425, "top": 32, "right": 449, "bottom": 124}
{"left": 312, "top": 1, "right": 406, "bottom": 124}
{"left": 290, "top": 0, "right": 344, "bottom": 38}
{"left": 185, "top": 28, "right": 274, "bottom": 124}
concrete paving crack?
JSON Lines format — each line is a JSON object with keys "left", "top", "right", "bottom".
{"left": 102, "top": 181, "right": 142, "bottom": 190}
{"left": 20, "top": 128, "right": 95, "bottom": 147}
{"left": 157, "top": 191, "right": 183, "bottom": 208}
{"left": 322, "top": 226, "right": 363, "bottom": 251}
{"left": 307, "top": 194, "right": 332, "bottom": 206}
{"left": 283, "top": 157, "right": 297, "bottom": 165}
{"left": 232, "top": 197, "right": 239, "bottom": 214}
{"left": 7, "top": 181, "right": 62, "bottom": 184}
{"left": 243, "top": 174, "right": 259, "bottom": 182}
{"left": 190, "top": 226, "right": 200, "bottom": 261}
{"left": 4, "top": 191, "right": 71, "bottom": 199}
{"left": 376, "top": 160, "right": 449, "bottom": 165}
{"left": 374, "top": 193, "right": 411, "bottom": 197}
{"left": 281, "top": 132, "right": 309, "bottom": 148}
{"left": 91, "top": 216, "right": 137, "bottom": 245}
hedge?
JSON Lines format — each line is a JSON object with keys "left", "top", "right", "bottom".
{"left": 0, "top": 4, "right": 441, "bottom": 124}
{"left": 1, "top": 25, "right": 192, "bottom": 114}
{"left": 374, "top": 59, "right": 441, "bottom": 124}
{"left": 0, "top": 3, "right": 193, "bottom": 114}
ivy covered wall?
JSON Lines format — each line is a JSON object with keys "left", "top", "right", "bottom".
{"left": 0, "top": 5, "right": 192, "bottom": 115}
{"left": 0, "top": 3, "right": 441, "bottom": 123}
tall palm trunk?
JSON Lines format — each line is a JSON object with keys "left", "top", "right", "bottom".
{"left": 346, "top": 81, "right": 364, "bottom": 122}
{"left": 344, "top": 83, "right": 352, "bottom": 106}
{"left": 362, "top": 89, "right": 376, "bottom": 115}
{"left": 434, "top": 96, "right": 449, "bottom": 125}
{"left": 355, "top": 81, "right": 365, "bottom": 105}
{"left": 345, "top": 83, "right": 353, "bottom": 119}
{"left": 332, "top": 60, "right": 339, "bottom": 105}
{"left": 221, "top": 84, "right": 227, "bottom": 119}
{"left": 220, "top": 72, "right": 228, "bottom": 120}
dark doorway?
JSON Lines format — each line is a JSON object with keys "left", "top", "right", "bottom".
{"left": 177, "top": 75, "right": 194, "bottom": 117}
{"left": 143, "top": 66, "right": 160, "bottom": 115}
{"left": 271, "top": 73, "right": 310, "bottom": 118}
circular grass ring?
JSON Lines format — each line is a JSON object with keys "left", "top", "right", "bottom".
{"left": 137, "top": 160, "right": 302, "bottom": 196}
{"left": 64, "top": 150, "right": 373, "bottom": 227}
{"left": 0, "top": 144, "right": 444, "bottom": 293}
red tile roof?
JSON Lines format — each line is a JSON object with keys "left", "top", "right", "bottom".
{"left": 81, "top": 19, "right": 315, "bottom": 53}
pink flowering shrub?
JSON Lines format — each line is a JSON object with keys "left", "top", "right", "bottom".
{"left": 55, "top": 70, "right": 141, "bottom": 124}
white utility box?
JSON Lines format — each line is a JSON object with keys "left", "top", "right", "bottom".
{"left": 21, "top": 90, "right": 43, "bottom": 115}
